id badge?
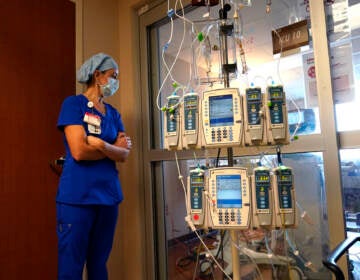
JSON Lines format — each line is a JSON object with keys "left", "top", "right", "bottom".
{"left": 88, "top": 124, "right": 101, "bottom": 135}
{"left": 83, "top": 112, "right": 101, "bottom": 126}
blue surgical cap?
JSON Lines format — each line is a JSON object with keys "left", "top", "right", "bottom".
{"left": 77, "top": 53, "right": 119, "bottom": 84}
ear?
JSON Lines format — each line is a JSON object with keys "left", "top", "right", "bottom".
{"left": 93, "top": 69, "right": 101, "bottom": 78}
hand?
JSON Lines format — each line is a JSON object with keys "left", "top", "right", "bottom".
{"left": 87, "top": 135, "right": 104, "bottom": 150}
{"left": 125, "top": 136, "right": 132, "bottom": 150}
{"left": 115, "top": 133, "right": 132, "bottom": 150}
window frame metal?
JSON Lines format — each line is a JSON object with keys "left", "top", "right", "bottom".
{"left": 138, "top": 0, "right": 360, "bottom": 278}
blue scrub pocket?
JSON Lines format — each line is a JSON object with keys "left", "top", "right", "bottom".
{"left": 57, "top": 223, "right": 72, "bottom": 233}
{"left": 56, "top": 203, "right": 73, "bottom": 250}
{"left": 57, "top": 222, "right": 72, "bottom": 257}
{"left": 56, "top": 203, "right": 72, "bottom": 231}
{"left": 56, "top": 203, "right": 87, "bottom": 279}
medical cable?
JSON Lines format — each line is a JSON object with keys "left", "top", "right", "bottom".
{"left": 230, "top": 238, "right": 264, "bottom": 280}
{"left": 160, "top": 17, "right": 182, "bottom": 89}
{"left": 189, "top": 205, "right": 233, "bottom": 278}
{"left": 174, "top": 151, "right": 191, "bottom": 214}
{"left": 174, "top": 152, "right": 234, "bottom": 280}
{"left": 186, "top": 217, "right": 234, "bottom": 280}
{"left": 174, "top": 0, "right": 195, "bottom": 26}
{"left": 296, "top": 201, "right": 315, "bottom": 225}
{"left": 156, "top": 12, "right": 176, "bottom": 111}
{"left": 191, "top": 23, "right": 216, "bottom": 88}
{"left": 258, "top": 152, "right": 277, "bottom": 169}
{"left": 264, "top": 232, "right": 277, "bottom": 275}
{"left": 285, "top": 230, "right": 316, "bottom": 272}
{"left": 272, "top": 27, "right": 302, "bottom": 142}
{"left": 156, "top": 2, "right": 188, "bottom": 112}
{"left": 192, "top": 242, "right": 202, "bottom": 280}
{"left": 276, "top": 145, "right": 283, "bottom": 166}
{"left": 216, "top": 148, "right": 221, "bottom": 167}
{"left": 283, "top": 230, "right": 296, "bottom": 280}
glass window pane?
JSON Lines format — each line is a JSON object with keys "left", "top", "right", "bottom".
{"left": 340, "top": 149, "right": 360, "bottom": 279}
{"left": 161, "top": 152, "right": 331, "bottom": 279}
{"left": 326, "top": 1, "right": 360, "bottom": 131}
{"left": 149, "top": 1, "right": 321, "bottom": 149}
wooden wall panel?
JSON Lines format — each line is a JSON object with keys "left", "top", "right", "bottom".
{"left": 0, "top": 0, "right": 75, "bottom": 278}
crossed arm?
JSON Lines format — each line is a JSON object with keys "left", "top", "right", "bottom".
{"left": 64, "top": 125, "right": 131, "bottom": 162}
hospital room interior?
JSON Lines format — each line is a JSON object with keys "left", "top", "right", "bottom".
{"left": 1, "top": 0, "right": 360, "bottom": 279}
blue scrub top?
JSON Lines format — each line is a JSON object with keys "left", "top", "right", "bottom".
{"left": 57, "top": 94, "right": 124, "bottom": 205}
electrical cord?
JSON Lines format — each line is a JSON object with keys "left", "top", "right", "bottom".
{"left": 174, "top": 151, "right": 233, "bottom": 280}
{"left": 214, "top": 230, "right": 226, "bottom": 259}
{"left": 216, "top": 148, "right": 221, "bottom": 167}
{"left": 192, "top": 244, "right": 202, "bottom": 280}
{"left": 276, "top": 146, "right": 283, "bottom": 166}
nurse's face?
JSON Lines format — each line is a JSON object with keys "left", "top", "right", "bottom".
{"left": 95, "top": 69, "right": 118, "bottom": 85}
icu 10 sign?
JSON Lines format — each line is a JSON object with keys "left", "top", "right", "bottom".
{"left": 271, "top": 19, "right": 309, "bottom": 55}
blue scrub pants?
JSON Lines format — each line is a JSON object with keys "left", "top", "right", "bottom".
{"left": 56, "top": 203, "right": 118, "bottom": 280}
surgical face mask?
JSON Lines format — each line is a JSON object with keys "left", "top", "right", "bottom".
{"left": 99, "top": 77, "right": 119, "bottom": 97}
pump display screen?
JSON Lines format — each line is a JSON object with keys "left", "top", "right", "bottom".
{"left": 279, "top": 174, "right": 292, "bottom": 182}
{"left": 269, "top": 87, "right": 283, "bottom": 99}
{"left": 255, "top": 174, "right": 270, "bottom": 182}
{"left": 216, "top": 174, "right": 242, "bottom": 208}
{"left": 255, "top": 170, "right": 271, "bottom": 210}
{"left": 209, "top": 95, "right": 234, "bottom": 127}
{"left": 247, "top": 89, "right": 261, "bottom": 100}
{"left": 191, "top": 176, "right": 204, "bottom": 183}
{"left": 190, "top": 175, "right": 204, "bottom": 210}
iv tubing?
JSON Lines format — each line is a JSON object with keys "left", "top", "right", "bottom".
{"left": 156, "top": 0, "right": 188, "bottom": 111}
{"left": 272, "top": 27, "right": 302, "bottom": 142}
{"left": 231, "top": 240, "right": 264, "bottom": 280}
{"left": 174, "top": 152, "right": 233, "bottom": 280}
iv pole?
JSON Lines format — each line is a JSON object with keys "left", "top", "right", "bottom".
{"left": 219, "top": 1, "right": 240, "bottom": 279}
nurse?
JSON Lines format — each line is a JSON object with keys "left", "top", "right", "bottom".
{"left": 56, "top": 53, "right": 131, "bottom": 279}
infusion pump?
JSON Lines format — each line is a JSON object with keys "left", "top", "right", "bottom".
{"left": 187, "top": 168, "right": 206, "bottom": 226}
{"left": 265, "top": 85, "right": 290, "bottom": 145}
{"left": 202, "top": 88, "right": 243, "bottom": 148}
{"left": 163, "top": 85, "right": 291, "bottom": 150}
{"left": 164, "top": 95, "right": 181, "bottom": 150}
{"left": 207, "top": 167, "right": 251, "bottom": 229}
{"left": 182, "top": 92, "right": 203, "bottom": 149}
{"left": 251, "top": 166, "right": 273, "bottom": 229}
{"left": 272, "top": 166, "right": 297, "bottom": 228}
{"left": 186, "top": 166, "right": 297, "bottom": 230}
{"left": 244, "top": 87, "right": 265, "bottom": 145}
